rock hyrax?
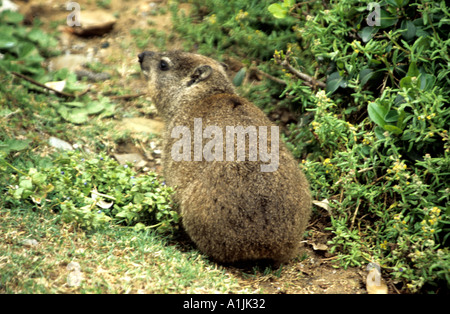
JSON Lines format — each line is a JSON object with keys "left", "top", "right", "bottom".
{"left": 138, "top": 50, "right": 311, "bottom": 265}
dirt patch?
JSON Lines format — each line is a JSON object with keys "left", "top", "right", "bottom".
{"left": 231, "top": 248, "right": 366, "bottom": 294}
{"left": 15, "top": 0, "right": 371, "bottom": 293}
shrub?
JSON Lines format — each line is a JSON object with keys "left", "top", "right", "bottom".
{"left": 171, "top": 0, "right": 298, "bottom": 60}
{"left": 275, "top": 0, "right": 449, "bottom": 292}
{"left": 0, "top": 10, "right": 58, "bottom": 76}
{"left": 172, "top": 0, "right": 450, "bottom": 292}
{"left": 3, "top": 150, "right": 179, "bottom": 233}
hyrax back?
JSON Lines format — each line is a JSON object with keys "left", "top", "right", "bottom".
{"left": 138, "top": 50, "right": 311, "bottom": 264}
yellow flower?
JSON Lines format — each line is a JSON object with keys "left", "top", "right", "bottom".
{"left": 208, "top": 14, "right": 217, "bottom": 24}
{"left": 431, "top": 207, "right": 441, "bottom": 215}
{"left": 235, "top": 10, "right": 249, "bottom": 21}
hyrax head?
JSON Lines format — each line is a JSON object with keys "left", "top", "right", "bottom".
{"left": 138, "top": 51, "right": 235, "bottom": 116}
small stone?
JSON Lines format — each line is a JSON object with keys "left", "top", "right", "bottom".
{"left": 49, "top": 136, "right": 74, "bottom": 151}
{"left": 68, "top": 10, "right": 117, "bottom": 36}
{"left": 66, "top": 261, "right": 81, "bottom": 272}
{"left": 114, "top": 153, "right": 147, "bottom": 169}
{"left": 48, "top": 54, "right": 90, "bottom": 72}
{"left": 66, "top": 261, "right": 83, "bottom": 287}
{"left": 22, "top": 239, "right": 39, "bottom": 247}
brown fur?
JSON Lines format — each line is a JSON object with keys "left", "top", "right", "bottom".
{"left": 138, "top": 50, "right": 311, "bottom": 264}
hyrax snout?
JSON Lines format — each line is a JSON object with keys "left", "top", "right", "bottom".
{"left": 138, "top": 50, "right": 311, "bottom": 265}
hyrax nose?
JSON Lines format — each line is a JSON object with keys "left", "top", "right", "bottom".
{"left": 138, "top": 51, "right": 155, "bottom": 64}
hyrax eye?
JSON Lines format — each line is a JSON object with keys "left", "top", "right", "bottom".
{"left": 159, "top": 60, "right": 170, "bottom": 71}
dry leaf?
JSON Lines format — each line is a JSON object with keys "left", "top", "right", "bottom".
{"left": 312, "top": 243, "right": 328, "bottom": 251}
{"left": 366, "top": 264, "right": 388, "bottom": 294}
{"left": 312, "top": 199, "right": 332, "bottom": 215}
{"left": 91, "top": 188, "right": 115, "bottom": 209}
{"left": 45, "top": 80, "right": 66, "bottom": 92}
{"left": 307, "top": 240, "right": 328, "bottom": 251}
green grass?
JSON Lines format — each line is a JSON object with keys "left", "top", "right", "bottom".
{"left": 0, "top": 206, "right": 244, "bottom": 293}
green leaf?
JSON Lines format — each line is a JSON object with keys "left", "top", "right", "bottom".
{"left": 133, "top": 193, "right": 144, "bottom": 204}
{"left": 379, "top": 9, "right": 398, "bottom": 28}
{"left": 386, "top": 0, "right": 409, "bottom": 7}
{"left": 374, "top": 126, "right": 386, "bottom": 139}
{"left": 398, "top": 0, "right": 410, "bottom": 7}
{"left": 0, "top": 138, "right": 32, "bottom": 153}
{"left": 326, "top": 72, "right": 346, "bottom": 94}
{"left": 27, "top": 28, "right": 57, "bottom": 49}
{"left": 359, "top": 68, "right": 374, "bottom": 86}
{"left": 359, "top": 27, "right": 377, "bottom": 43}
{"left": 399, "top": 76, "right": 413, "bottom": 89}
{"left": 368, "top": 102, "right": 388, "bottom": 127}
{"left": 133, "top": 223, "right": 146, "bottom": 231}
{"left": 412, "top": 36, "right": 430, "bottom": 53}
{"left": 383, "top": 124, "right": 403, "bottom": 135}
{"left": 19, "top": 178, "right": 33, "bottom": 191}
{"left": 419, "top": 74, "right": 435, "bottom": 91}
{"left": 0, "top": 34, "right": 17, "bottom": 49}
{"left": 0, "top": 11, "right": 24, "bottom": 24}
{"left": 31, "top": 171, "right": 47, "bottom": 186}
{"left": 268, "top": 3, "right": 288, "bottom": 19}
{"left": 384, "top": 110, "right": 399, "bottom": 123}
{"left": 86, "top": 101, "right": 106, "bottom": 114}
{"left": 401, "top": 20, "right": 416, "bottom": 41}
{"left": 13, "top": 187, "right": 25, "bottom": 200}
{"left": 406, "top": 62, "right": 419, "bottom": 77}
{"left": 283, "top": 0, "right": 296, "bottom": 7}
{"left": 396, "top": 109, "right": 406, "bottom": 130}
{"left": 68, "top": 110, "right": 89, "bottom": 124}
{"left": 232, "top": 67, "right": 247, "bottom": 87}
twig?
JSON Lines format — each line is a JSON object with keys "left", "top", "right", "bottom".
{"left": 11, "top": 71, "right": 75, "bottom": 98}
{"left": 3, "top": 109, "right": 21, "bottom": 119}
{"left": 109, "top": 92, "right": 146, "bottom": 100}
{"left": 281, "top": 59, "right": 326, "bottom": 88}
{"left": 2, "top": 159, "right": 28, "bottom": 176}
{"left": 321, "top": 256, "right": 339, "bottom": 262}
{"left": 350, "top": 199, "right": 361, "bottom": 231}
{"left": 11, "top": 71, "right": 145, "bottom": 101}
{"left": 251, "top": 67, "right": 287, "bottom": 85}
{"left": 274, "top": 51, "right": 326, "bottom": 89}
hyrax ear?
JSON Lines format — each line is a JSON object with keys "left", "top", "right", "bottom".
{"left": 219, "top": 62, "right": 228, "bottom": 71}
{"left": 187, "top": 65, "right": 212, "bottom": 86}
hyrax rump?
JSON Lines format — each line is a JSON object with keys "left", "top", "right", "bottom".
{"left": 138, "top": 50, "right": 311, "bottom": 264}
